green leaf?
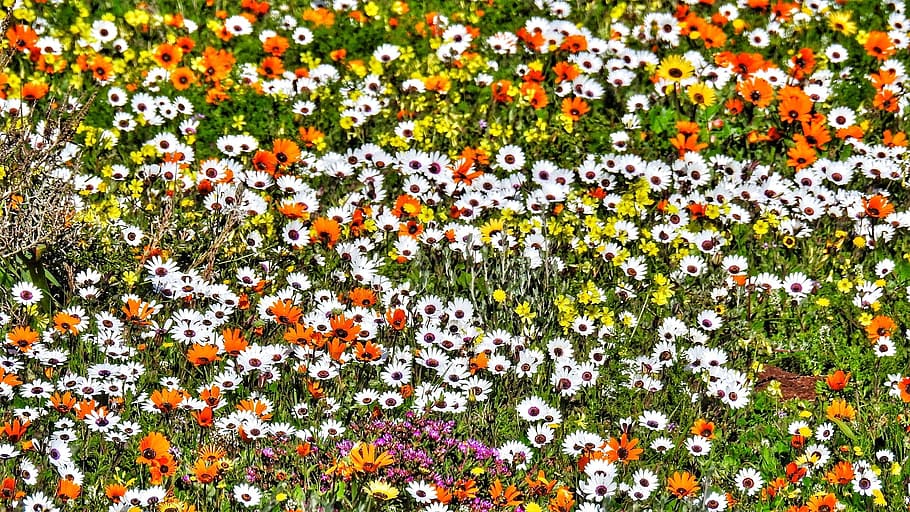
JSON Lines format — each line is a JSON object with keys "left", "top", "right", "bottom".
{"left": 830, "top": 417, "right": 858, "bottom": 443}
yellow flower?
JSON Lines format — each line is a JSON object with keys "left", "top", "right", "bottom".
{"left": 480, "top": 218, "right": 506, "bottom": 243}
{"left": 657, "top": 55, "right": 695, "bottom": 82}
{"left": 515, "top": 302, "right": 537, "bottom": 322}
{"left": 492, "top": 289, "right": 507, "bottom": 303}
{"left": 367, "top": 480, "right": 399, "bottom": 501}
{"left": 122, "top": 271, "right": 140, "bottom": 287}
{"left": 525, "top": 504, "right": 543, "bottom": 512}
{"left": 853, "top": 236, "right": 865, "bottom": 248}
{"left": 766, "top": 380, "right": 782, "bottom": 398}
{"left": 828, "top": 11, "right": 857, "bottom": 36}
{"left": 873, "top": 488, "right": 887, "bottom": 506}
{"left": 686, "top": 83, "right": 717, "bottom": 108}
{"left": 836, "top": 278, "right": 853, "bottom": 293}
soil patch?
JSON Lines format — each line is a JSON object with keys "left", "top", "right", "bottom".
{"left": 756, "top": 365, "right": 820, "bottom": 401}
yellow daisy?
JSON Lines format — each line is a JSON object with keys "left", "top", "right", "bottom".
{"left": 367, "top": 480, "right": 400, "bottom": 501}
{"left": 686, "top": 83, "right": 717, "bottom": 108}
{"left": 656, "top": 55, "right": 695, "bottom": 83}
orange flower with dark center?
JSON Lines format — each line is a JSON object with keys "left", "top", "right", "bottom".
{"left": 807, "top": 493, "right": 837, "bottom": 512}
{"left": 285, "top": 323, "right": 320, "bottom": 347}
{"left": 604, "top": 434, "right": 643, "bottom": 464}
{"left": 670, "top": 133, "right": 708, "bottom": 157}
{"left": 242, "top": 0, "right": 270, "bottom": 15}
{"left": 56, "top": 480, "right": 81, "bottom": 501}
{"left": 786, "top": 140, "right": 816, "bottom": 169}
{"left": 2, "top": 419, "right": 29, "bottom": 443}
{"left": 154, "top": 43, "right": 183, "bottom": 69}
{"left": 53, "top": 312, "right": 80, "bottom": 335}
{"left": 786, "top": 462, "right": 807, "bottom": 483}
{"left": 311, "top": 217, "right": 341, "bottom": 247}
{"left": 149, "top": 454, "right": 177, "bottom": 484}
{"left": 874, "top": 89, "right": 899, "bottom": 112}
{"left": 825, "top": 461, "right": 854, "bottom": 485}
{"left": 862, "top": 195, "right": 895, "bottom": 219}
{"left": 399, "top": 220, "right": 424, "bottom": 238}
{"left": 900, "top": 377, "right": 910, "bottom": 402}
{"left": 737, "top": 77, "right": 774, "bottom": 107}
{"left": 884, "top": 129, "right": 907, "bottom": 147}
{"left": 453, "top": 478, "right": 479, "bottom": 502}
{"left": 490, "top": 80, "right": 513, "bottom": 103}
{"left": 348, "top": 288, "right": 376, "bottom": 307}
{"left": 700, "top": 23, "right": 726, "bottom": 48}
{"left": 723, "top": 52, "right": 765, "bottom": 77}
{"left": 559, "top": 34, "right": 587, "bottom": 52}
{"left": 354, "top": 341, "right": 383, "bottom": 362}
{"left": 150, "top": 388, "right": 184, "bottom": 413}
{"left": 258, "top": 56, "right": 285, "bottom": 78}
{"left": 299, "top": 126, "right": 324, "bottom": 147}
{"left": 21, "top": 82, "right": 48, "bottom": 101}
{"left": 201, "top": 47, "right": 235, "bottom": 81}
{"left": 105, "top": 483, "right": 127, "bottom": 503}
{"left": 329, "top": 315, "right": 359, "bottom": 342}
{"left": 170, "top": 67, "right": 196, "bottom": 90}
{"left": 237, "top": 399, "right": 272, "bottom": 420}
{"left": 675, "top": 121, "right": 700, "bottom": 136}
{"left": 187, "top": 344, "right": 220, "bottom": 366}
{"left": 552, "top": 62, "right": 580, "bottom": 83}
{"left": 789, "top": 48, "right": 815, "bottom": 79}
{"left": 350, "top": 442, "right": 395, "bottom": 473}
{"left": 137, "top": 432, "right": 171, "bottom": 465}
{"left": 7, "top": 326, "right": 38, "bottom": 352}
{"left": 6, "top": 25, "right": 37, "bottom": 52}
{"left": 826, "top": 399, "right": 856, "bottom": 421}
{"left": 50, "top": 391, "right": 76, "bottom": 413}
{"left": 269, "top": 300, "right": 303, "bottom": 326}
{"left": 865, "top": 314, "right": 896, "bottom": 339}
{"left": 521, "top": 69, "right": 545, "bottom": 84}
{"left": 489, "top": 479, "right": 522, "bottom": 507}
{"left": 561, "top": 97, "right": 590, "bottom": 121}
{"left": 864, "top": 31, "right": 896, "bottom": 60}
{"left": 798, "top": 122, "right": 830, "bottom": 149}
{"left": 392, "top": 194, "right": 421, "bottom": 218}
{"left": 386, "top": 308, "right": 407, "bottom": 330}
{"left": 272, "top": 139, "right": 300, "bottom": 167}
{"left": 222, "top": 328, "right": 249, "bottom": 355}
{"left": 199, "top": 386, "right": 221, "bottom": 408}
{"left": 193, "top": 459, "right": 220, "bottom": 484}
{"left": 778, "top": 87, "right": 812, "bottom": 123}
{"left": 263, "top": 35, "right": 289, "bottom": 56}
{"left": 520, "top": 82, "right": 547, "bottom": 109}
{"left": 122, "top": 298, "right": 155, "bottom": 325}
{"left": 826, "top": 370, "right": 850, "bottom": 391}
{"left": 691, "top": 418, "right": 716, "bottom": 439}
{"left": 176, "top": 36, "right": 195, "bottom": 53}
{"left": 252, "top": 150, "right": 278, "bottom": 174}
{"left": 89, "top": 55, "right": 114, "bottom": 82}
{"left": 667, "top": 471, "right": 700, "bottom": 498}
{"left": 549, "top": 486, "right": 575, "bottom": 512}
{"left": 0, "top": 477, "right": 15, "bottom": 501}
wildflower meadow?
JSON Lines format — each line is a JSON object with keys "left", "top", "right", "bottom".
{"left": 3, "top": 0, "right": 910, "bottom": 510}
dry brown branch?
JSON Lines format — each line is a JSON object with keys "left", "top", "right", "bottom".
{"left": 0, "top": 88, "right": 97, "bottom": 259}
